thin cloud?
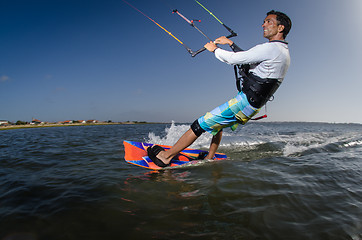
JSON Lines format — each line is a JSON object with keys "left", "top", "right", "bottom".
{"left": 0, "top": 75, "right": 10, "bottom": 82}
{"left": 135, "top": 89, "right": 143, "bottom": 95}
{"left": 54, "top": 87, "right": 66, "bottom": 93}
{"left": 44, "top": 74, "right": 53, "bottom": 80}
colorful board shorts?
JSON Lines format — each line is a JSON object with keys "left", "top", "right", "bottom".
{"left": 198, "top": 91, "right": 260, "bottom": 135}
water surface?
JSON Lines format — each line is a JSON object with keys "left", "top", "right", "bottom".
{"left": 0, "top": 122, "right": 361, "bottom": 239}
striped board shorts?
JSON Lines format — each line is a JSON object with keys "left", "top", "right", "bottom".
{"left": 198, "top": 91, "right": 260, "bottom": 135}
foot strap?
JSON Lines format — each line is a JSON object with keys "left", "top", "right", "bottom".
{"left": 147, "top": 145, "right": 170, "bottom": 168}
{"left": 197, "top": 152, "right": 208, "bottom": 160}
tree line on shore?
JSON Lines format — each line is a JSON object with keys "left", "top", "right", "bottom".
{"left": 4, "top": 120, "right": 149, "bottom": 126}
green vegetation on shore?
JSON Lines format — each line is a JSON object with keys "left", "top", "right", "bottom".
{"left": 0, "top": 121, "right": 160, "bottom": 131}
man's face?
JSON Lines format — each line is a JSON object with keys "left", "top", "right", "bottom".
{"left": 262, "top": 14, "right": 281, "bottom": 40}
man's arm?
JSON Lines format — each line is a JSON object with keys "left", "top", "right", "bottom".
{"left": 215, "top": 36, "right": 244, "bottom": 52}
{"left": 204, "top": 36, "right": 244, "bottom": 53}
{"left": 213, "top": 43, "right": 270, "bottom": 65}
{"left": 230, "top": 43, "right": 243, "bottom": 52}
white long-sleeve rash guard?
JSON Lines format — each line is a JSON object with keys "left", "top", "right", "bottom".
{"left": 214, "top": 41, "right": 290, "bottom": 82}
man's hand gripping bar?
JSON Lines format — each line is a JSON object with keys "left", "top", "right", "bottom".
{"left": 191, "top": 32, "right": 237, "bottom": 57}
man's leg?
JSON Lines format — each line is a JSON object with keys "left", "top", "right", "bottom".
{"left": 156, "top": 128, "right": 198, "bottom": 164}
{"left": 205, "top": 130, "right": 222, "bottom": 159}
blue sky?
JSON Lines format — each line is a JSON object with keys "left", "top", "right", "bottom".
{"left": 1, "top": 0, "right": 361, "bottom": 123}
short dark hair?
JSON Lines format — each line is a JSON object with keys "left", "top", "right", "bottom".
{"left": 267, "top": 10, "right": 292, "bottom": 39}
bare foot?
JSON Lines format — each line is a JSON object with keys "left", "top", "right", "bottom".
{"left": 156, "top": 150, "right": 171, "bottom": 165}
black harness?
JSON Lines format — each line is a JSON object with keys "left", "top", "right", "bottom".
{"left": 230, "top": 40, "right": 287, "bottom": 108}
{"left": 234, "top": 64, "right": 280, "bottom": 108}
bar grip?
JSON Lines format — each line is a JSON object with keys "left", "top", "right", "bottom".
{"left": 191, "top": 33, "right": 237, "bottom": 57}
{"left": 191, "top": 47, "right": 207, "bottom": 57}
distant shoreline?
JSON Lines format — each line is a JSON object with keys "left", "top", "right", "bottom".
{"left": 0, "top": 122, "right": 162, "bottom": 131}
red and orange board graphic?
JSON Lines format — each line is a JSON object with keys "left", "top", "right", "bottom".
{"left": 123, "top": 140, "right": 227, "bottom": 170}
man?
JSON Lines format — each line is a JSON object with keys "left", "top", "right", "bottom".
{"left": 147, "top": 10, "right": 292, "bottom": 167}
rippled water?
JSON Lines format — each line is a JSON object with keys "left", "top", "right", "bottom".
{"left": 0, "top": 122, "right": 361, "bottom": 240}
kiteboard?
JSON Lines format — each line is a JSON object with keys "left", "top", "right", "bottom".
{"left": 123, "top": 140, "right": 227, "bottom": 170}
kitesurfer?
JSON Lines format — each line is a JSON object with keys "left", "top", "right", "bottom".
{"left": 148, "top": 10, "right": 292, "bottom": 167}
